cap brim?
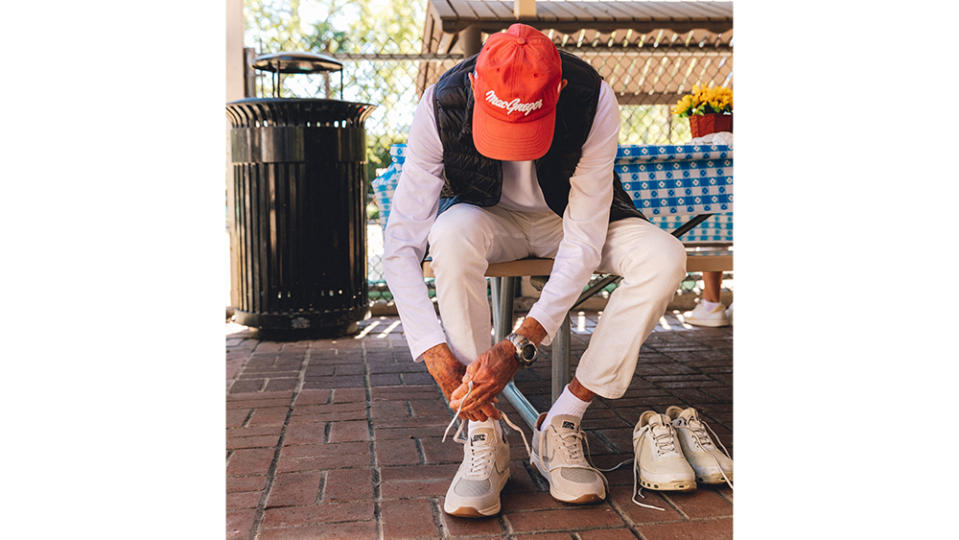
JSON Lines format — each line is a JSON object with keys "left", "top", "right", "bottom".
{"left": 472, "top": 105, "right": 555, "bottom": 161}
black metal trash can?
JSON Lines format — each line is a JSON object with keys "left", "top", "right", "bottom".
{"left": 226, "top": 53, "right": 375, "bottom": 336}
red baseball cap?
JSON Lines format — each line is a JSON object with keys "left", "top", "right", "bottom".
{"left": 472, "top": 24, "right": 562, "bottom": 161}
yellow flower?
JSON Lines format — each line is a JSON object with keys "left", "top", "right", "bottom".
{"left": 674, "top": 84, "right": 733, "bottom": 116}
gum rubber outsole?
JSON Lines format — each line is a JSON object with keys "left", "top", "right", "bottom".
{"left": 444, "top": 503, "right": 500, "bottom": 518}
{"left": 559, "top": 492, "right": 604, "bottom": 504}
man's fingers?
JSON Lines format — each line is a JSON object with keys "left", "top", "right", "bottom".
{"left": 465, "top": 360, "right": 481, "bottom": 378}
{"left": 481, "top": 403, "right": 501, "bottom": 420}
{"left": 450, "top": 383, "right": 468, "bottom": 401}
{"left": 459, "top": 392, "right": 494, "bottom": 414}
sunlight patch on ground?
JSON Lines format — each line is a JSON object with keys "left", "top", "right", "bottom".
{"left": 354, "top": 320, "right": 381, "bottom": 339}
{"left": 377, "top": 319, "right": 401, "bottom": 338}
{"left": 226, "top": 321, "right": 248, "bottom": 336}
{"left": 673, "top": 309, "right": 695, "bottom": 329}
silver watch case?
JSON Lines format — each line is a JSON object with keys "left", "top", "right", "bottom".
{"left": 506, "top": 332, "right": 537, "bottom": 367}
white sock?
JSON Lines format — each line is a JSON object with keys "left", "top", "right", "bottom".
{"left": 701, "top": 299, "right": 722, "bottom": 311}
{"left": 543, "top": 385, "right": 591, "bottom": 428}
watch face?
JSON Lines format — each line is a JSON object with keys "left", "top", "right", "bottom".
{"left": 521, "top": 343, "right": 536, "bottom": 360}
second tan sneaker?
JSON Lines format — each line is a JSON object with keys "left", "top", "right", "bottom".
{"left": 632, "top": 410, "right": 696, "bottom": 491}
{"left": 665, "top": 406, "right": 733, "bottom": 486}
{"left": 530, "top": 413, "right": 606, "bottom": 504}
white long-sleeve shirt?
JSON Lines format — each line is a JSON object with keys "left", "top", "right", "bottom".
{"left": 383, "top": 81, "right": 621, "bottom": 360}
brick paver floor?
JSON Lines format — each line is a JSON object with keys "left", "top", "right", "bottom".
{"left": 227, "top": 310, "right": 732, "bottom": 539}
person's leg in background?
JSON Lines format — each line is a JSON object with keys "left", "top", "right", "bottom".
{"left": 684, "top": 270, "right": 731, "bottom": 327}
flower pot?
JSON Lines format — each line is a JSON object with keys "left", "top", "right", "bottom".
{"left": 689, "top": 113, "right": 733, "bottom": 138}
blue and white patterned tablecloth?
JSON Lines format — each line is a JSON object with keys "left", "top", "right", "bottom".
{"left": 371, "top": 143, "right": 733, "bottom": 242}
{"left": 616, "top": 144, "right": 733, "bottom": 217}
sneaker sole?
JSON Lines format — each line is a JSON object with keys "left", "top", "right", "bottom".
{"left": 531, "top": 453, "right": 606, "bottom": 504}
{"left": 696, "top": 472, "right": 733, "bottom": 485}
{"left": 685, "top": 318, "right": 730, "bottom": 328}
{"left": 638, "top": 475, "right": 696, "bottom": 492}
{"left": 443, "top": 501, "right": 501, "bottom": 518}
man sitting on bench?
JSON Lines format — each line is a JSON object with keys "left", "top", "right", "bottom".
{"left": 383, "top": 24, "right": 686, "bottom": 517}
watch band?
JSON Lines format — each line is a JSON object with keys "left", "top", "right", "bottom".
{"left": 506, "top": 332, "right": 537, "bottom": 367}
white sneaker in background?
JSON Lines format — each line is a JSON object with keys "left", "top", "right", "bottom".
{"left": 725, "top": 302, "right": 734, "bottom": 325}
{"left": 665, "top": 406, "right": 733, "bottom": 486}
{"left": 683, "top": 301, "right": 730, "bottom": 327}
{"left": 632, "top": 410, "right": 696, "bottom": 492}
{"left": 530, "top": 413, "right": 607, "bottom": 504}
{"left": 442, "top": 419, "right": 512, "bottom": 517}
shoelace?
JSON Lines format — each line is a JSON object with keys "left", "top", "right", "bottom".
{"left": 675, "top": 416, "right": 734, "bottom": 490}
{"left": 597, "top": 423, "right": 674, "bottom": 512}
{"left": 597, "top": 421, "right": 680, "bottom": 512}
{"left": 592, "top": 455, "right": 667, "bottom": 512}
{"left": 652, "top": 424, "right": 680, "bottom": 456}
{"left": 540, "top": 422, "right": 615, "bottom": 504}
{"left": 552, "top": 425, "right": 587, "bottom": 462}
{"left": 441, "top": 380, "right": 531, "bottom": 458}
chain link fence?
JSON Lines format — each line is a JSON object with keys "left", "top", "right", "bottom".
{"left": 243, "top": 0, "right": 732, "bottom": 303}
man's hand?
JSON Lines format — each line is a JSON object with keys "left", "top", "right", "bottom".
{"left": 422, "top": 343, "right": 501, "bottom": 421}
{"left": 448, "top": 339, "right": 518, "bottom": 420}
{"left": 421, "top": 343, "right": 466, "bottom": 401}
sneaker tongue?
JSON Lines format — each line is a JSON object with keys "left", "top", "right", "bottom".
{"left": 647, "top": 413, "right": 670, "bottom": 427}
{"left": 549, "top": 414, "right": 580, "bottom": 432}
{"left": 678, "top": 407, "right": 700, "bottom": 422}
{"left": 468, "top": 427, "right": 495, "bottom": 446}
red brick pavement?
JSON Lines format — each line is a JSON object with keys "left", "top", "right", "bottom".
{"left": 226, "top": 310, "right": 732, "bottom": 539}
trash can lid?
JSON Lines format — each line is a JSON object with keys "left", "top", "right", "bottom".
{"left": 252, "top": 52, "right": 343, "bottom": 74}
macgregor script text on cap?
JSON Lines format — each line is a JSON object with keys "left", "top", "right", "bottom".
{"left": 485, "top": 90, "right": 543, "bottom": 116}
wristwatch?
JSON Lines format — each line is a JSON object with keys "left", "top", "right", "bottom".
{"left": 506, "top": 332, "right": 537, "bottom": 367}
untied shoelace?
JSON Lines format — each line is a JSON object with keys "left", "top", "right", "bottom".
{"left": 675, "top": 415, "right": 734, "bottom": 490}
{"left": 441, "top": 380, "right": 531, "bottom": 464}
{"left": 598, "top": 421, "right": 677, "bottom": 511}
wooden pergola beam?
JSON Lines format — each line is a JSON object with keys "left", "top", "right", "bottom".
{"left": 514, "top": 0, "right": 536, "bottom": 18}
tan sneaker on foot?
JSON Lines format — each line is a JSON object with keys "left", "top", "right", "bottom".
{"left": 665, "top": 406, "right": 733, "bottom": 486}
{"left": 633, "top": 410, "right": 696, "bottom": 491}
{"left": 530, "top": 413, "right": 606, "bottom": 504}
{"left": 443, "top": 419, "right": 511, "bottom": 517}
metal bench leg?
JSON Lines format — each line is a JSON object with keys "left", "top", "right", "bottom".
{"left": 493, "top": 276, "right": 515, "bottom": 342}
{"left": 489, "top": 277, "right": 501, "bottom": 330}
{"left": 490, "top": 276, "right": 542, "bottom": 429}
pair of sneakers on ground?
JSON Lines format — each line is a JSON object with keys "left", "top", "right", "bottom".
{"left": 633, "top": 407, "right": 733, "bottom": 496}
{"left": 443, "top": 405, "right": 732, "bottom": 517}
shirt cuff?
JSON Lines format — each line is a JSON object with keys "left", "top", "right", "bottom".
{"left": 525, "top": 303, "right": 562, "bottom": 347}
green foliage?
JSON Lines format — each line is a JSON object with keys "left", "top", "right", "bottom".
{"left": 245, "top": 0, "right": 426, "bottom": 197}
{"left": 245, "top": 0, "right": 307, "bottom": 52}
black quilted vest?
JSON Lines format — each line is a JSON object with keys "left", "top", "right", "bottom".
{"left": 432, "top": 50, "right": 644, "bottom": 222}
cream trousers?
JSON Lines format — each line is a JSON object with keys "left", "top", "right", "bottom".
{"left": 427, "top": 204, "right": 687, "bottom": 399}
